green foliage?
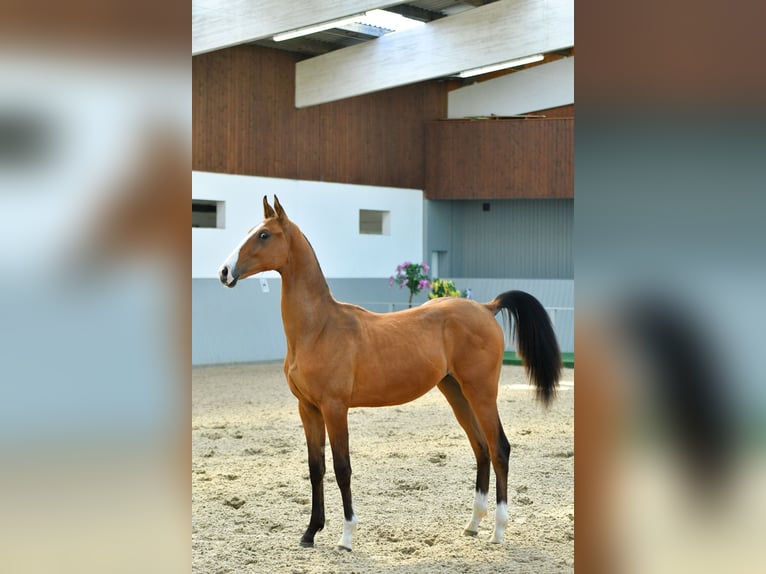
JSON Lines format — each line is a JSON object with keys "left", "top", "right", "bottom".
{"left": 428, "top": 278, "right": 461, "bottom": 299}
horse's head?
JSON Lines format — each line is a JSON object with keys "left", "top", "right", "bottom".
{"left": 218, "top": 196, "right": 291, "bottom": 287}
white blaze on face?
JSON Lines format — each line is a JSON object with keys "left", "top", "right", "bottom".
{"left": 219, "top": 221, "right": 266, "bottom": 285}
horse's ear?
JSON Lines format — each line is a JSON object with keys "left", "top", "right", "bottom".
{"left": 263, "top": 196, "right": 276, "bottom": 219}
{"left": 273, "top": 195, "right": 288, "bottom": 222}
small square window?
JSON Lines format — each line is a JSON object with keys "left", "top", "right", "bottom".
{"left": 193, "top": 200, "right": 225, "bottom": 229}
{"left": 359, "top": 209, "right": 390, "bottom": 235}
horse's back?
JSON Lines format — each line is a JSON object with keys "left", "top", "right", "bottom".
{"left": 335, "top": 298, "right": 504, "bottom": 407}
{"left": 357, "top": 297, "right": 504, "bottom": 355}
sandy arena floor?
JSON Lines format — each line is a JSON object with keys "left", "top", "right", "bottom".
{"left": 192, "top": 362, "right": 574, "bottom": 573}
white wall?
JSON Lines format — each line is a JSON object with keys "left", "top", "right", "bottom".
{"left": 448, "top": 56, "right": 574, "bottom": 118}
{"left": 192, "top": 171, "right": 424, "bottom": 279}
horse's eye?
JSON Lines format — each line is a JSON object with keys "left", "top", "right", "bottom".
{"left": 259, "top": 231, "right": 270, "bottom": 240}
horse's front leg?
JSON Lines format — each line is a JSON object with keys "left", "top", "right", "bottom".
{"left": 323, "top": 402, "right": 357, "bottom": 552}
{"left": 298, "top": 401, "right": 326, "bottom": 548}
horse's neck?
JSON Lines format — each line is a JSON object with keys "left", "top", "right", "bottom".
{"left": 279, "top": 230, "right": 336, "bottom": 343}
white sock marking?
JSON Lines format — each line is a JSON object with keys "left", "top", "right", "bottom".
{"left": 337, "top": 514, "right": 358, "bottom": 550}
{"left": 490, "top": 502, "right": 508, "bottom": 544}
{"left": 465, "top": 491, "right": 488, "bottom": 533}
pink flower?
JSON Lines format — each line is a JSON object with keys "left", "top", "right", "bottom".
{"left": 388, "top": 276, "right": 394, "bottom": 287}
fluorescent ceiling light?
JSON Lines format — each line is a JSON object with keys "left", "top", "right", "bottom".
{"left": 358, "top": 9, "right": 425, "bottom": 32}
{"left": 273, "top": 9, "right": 423, "bottom": 42}
{"left": 456, "top": 54, "right": 545, "bottom": 78}
{"left": 273, "top": 14, "right": 366, "bottom": 41}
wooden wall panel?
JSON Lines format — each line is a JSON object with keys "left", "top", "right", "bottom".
{"left": 533, "top": 104, "right": 575, "bottom": 118}
{"left": 424, "top": 118, "right": 573, "bottom": 199}
{"left": 193, "top": 45, "right": 448, "bottom": 190}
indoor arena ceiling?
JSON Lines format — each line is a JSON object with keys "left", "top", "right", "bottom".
{"left": 248, "top": 1, "right": 497, "bottom": 57}
{"left": 192, "top": 0, "right": 574, "bottom": 107}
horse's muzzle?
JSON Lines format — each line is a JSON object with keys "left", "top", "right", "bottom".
{"left": 219, "top": 264, "right": 238, "bottom": 288}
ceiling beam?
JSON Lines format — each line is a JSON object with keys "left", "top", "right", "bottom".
{"left": 193, "top": 0, "right": 407, "bottom": 56}
{"left": 384, "top": 4, "right": 446, "bottom": 22}
{"left": 253, "top": 36, "right": 338, "bottom": 57}
{"left": 295, "top": 0, "right": 573, "bottom": 108}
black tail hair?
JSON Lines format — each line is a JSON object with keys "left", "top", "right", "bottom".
{"left": 493, "top": 290, "right": 562, "bottom": 406}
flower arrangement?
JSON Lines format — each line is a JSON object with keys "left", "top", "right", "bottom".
{"left": 389, "top": 261, "right": 431, "bottom": 308}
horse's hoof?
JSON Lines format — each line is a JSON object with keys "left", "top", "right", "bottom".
{"left": 463, "top": 529, "right": 478, "bottom": 537}
{"left": 335, "top": 545, "right": 352, "bottom": 553}
{"left": 299, "top": 540, "right": 314, "bottom": 548}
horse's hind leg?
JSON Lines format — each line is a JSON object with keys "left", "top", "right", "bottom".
{"left": 455, "top": 375, "right": 511, "bottom": 544}
{"left": 437, "top": 376, "right": 491, "bottom": 537}
{"left": 486, "top": 416, "right": 511, "bottom": 544}
{"left": 298, "top": 401, "right": 326, "bottom": 547}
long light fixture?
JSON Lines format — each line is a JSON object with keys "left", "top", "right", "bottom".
{"left": 273, "top": 14, "right": 366, "bottom": 42}
{"left": 456, "top": 54, "right": 545, "bottom": 78}
{"left": 273, "top": 9, "right": 423, "bottom": 42}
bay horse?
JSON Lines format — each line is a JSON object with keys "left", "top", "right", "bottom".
{"left": 218, "top": 196, "right": 561, "bottom": 551}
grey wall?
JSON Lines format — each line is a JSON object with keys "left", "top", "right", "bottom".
{"left": 193, "top": 277, "right": 421, "bottom": 365}
{"left": 193, "top": 276, "right": 573, "bottom": 365}
{"left": 193, "top": 278, "right": 286, "bottom": 365}
{"left": 425, "top": 199, "right": 573, "bottom": 279}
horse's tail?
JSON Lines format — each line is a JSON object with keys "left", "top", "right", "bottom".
{"left": 487, "top": 290, "right": 562, "bottom": 406}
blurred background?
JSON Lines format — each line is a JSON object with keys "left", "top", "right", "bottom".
{"left": 1, "top": 1, "right": 765, "bottom": 573}
{"left": 575, "top": 0, "right": 766, "bottom": 572}
{"left": 0, "top": 2, "right": 189, "bottom": 573}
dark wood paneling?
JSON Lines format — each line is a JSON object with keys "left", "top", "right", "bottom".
{"left": 532, "top": 104, "right": 575, "bottom": 118}
{"left": 193, "top": 45, "right": 447, "bottom": 189}
{"left": 424, "top": 118, "right": 573, "bottom": 199}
